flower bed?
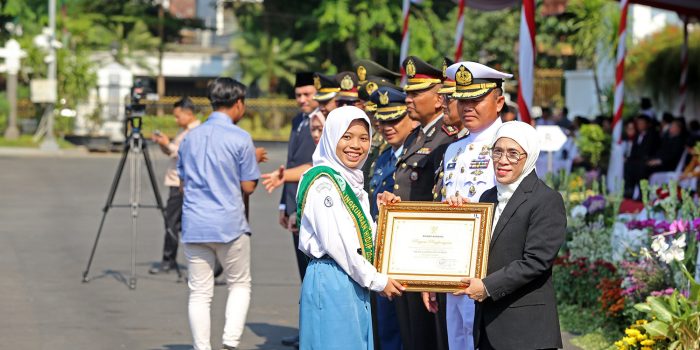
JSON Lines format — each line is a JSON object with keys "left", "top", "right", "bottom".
{"left": 553, "top": 176, "right": 700, "bottom": 350}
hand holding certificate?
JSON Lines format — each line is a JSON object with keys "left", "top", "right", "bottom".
{"left": 374, "top": 200, "right": 494, "bottom": 292}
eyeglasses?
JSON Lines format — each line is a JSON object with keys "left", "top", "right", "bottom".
{"left": 490, "top": 148, "right": 527, "bottom": 163}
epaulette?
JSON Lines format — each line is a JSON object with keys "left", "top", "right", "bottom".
{"left": 442, "top": 124, "right": 459, "bottom": 136}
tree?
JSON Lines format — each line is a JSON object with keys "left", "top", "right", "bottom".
{"left": 567, "top": 0, "right": 619, "bottom": 114}
{"left": 232, "top": 31, "right": 316, "bottom": 95}
{"left": 627, "top": 26, "right": 700, "bottom": 107}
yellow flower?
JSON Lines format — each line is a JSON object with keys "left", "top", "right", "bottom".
{"left": 625, "top": 328, "right": 641, "bottom": 337}
{"left": 641, "top": 339, "right": 655, "bottom": 346}
{"left": 641, "top": 347, "right": 652, "bottom": 350}
{"left": 624, "top": 336, "right": 637, "bottom": 345}
{"left": 636, "top": 334, "right": 647, "bottom": 342}
{"left": 569, "top": 193, "right": 583, "bottom": 202}
{"left": 569, "top": 177, "right": 584, "bottom": 188}
{"left": 636, "top": 319, "right": 648, "bottom": 325}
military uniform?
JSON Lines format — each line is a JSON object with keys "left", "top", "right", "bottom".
{"left": 367, "top": 86, "right": 411, "bottom": 350}
{"left": 442, "top": 61, "right": 513, "bottom": 350}
{"left": 392, "top": 56, "right": 455, "bottom": 350}
{"left": 355, "top": 60, "right": 402, "bottom": 193}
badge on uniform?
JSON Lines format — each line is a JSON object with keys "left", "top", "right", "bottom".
{"left": 410, "top": 171, "right": 419, "bottom": 181}
{"left": 324, "top": 196, "right": 333, "bottom": 207}
{"left": 447, "top": 162, "right": 456, "bottom": 170}
{"left": 417, "top": 147, "right": 431, "bottom": 155}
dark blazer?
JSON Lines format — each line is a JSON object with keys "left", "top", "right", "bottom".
{"left": 475, "top": 171, "right": 566, "bottom": 350}
{"left": 280, "top": 112, "right": 316, "bottom": 216}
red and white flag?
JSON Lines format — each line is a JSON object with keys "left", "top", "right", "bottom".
{"left": 517, "top": 0, "right": 535, "bottom": 124}
{"left": 607, "top": 0, "right": 629, "bottom": 193}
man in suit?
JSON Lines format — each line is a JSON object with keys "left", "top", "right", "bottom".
{"left": 279, "top": 72, "right": 318, "bottom": 348}
{"left": 454, "top": 121, "right": 566, "bottom": 350}
{"left": 623, "top": 114, "right": 659, "bottom": 199}
{"left": 393, "top": 55, "right": 456, "bottom": 350}
{"left": 646, "top": 117, "right": 687, "bottom": 175}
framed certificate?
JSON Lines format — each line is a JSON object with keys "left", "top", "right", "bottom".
{"left": 374, "top": 201, "right": 494, "bottom": 292}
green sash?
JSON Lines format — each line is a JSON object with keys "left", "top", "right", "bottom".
{"left": 296, "top": 165, "right": 375, "bottom": 263}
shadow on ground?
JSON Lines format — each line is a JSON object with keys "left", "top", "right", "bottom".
{"left": 151, "top": 345, "right": 191, "bottom": 350}
{"left": 247, "top": 323, "right": 298, "bottom": 350}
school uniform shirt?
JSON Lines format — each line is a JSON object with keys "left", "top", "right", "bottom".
{"left": 298, "top": 176, "right": 387, "bottom": 292}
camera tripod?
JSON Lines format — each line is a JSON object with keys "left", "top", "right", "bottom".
{"left": 82, "top": 116, "right": 182, "bottom": 289}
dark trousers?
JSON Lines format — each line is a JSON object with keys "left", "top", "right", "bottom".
{"left": 372, "top": 292, "right": 403, "bottom": 350}
{"left": 394, "top": 292, "right": 447, "bottom": 350}
{"left": 292, "top": 232, "right": 308, "bottom": 281}
{"left": 161, "top": 187, "right": 182, "bottom": 263}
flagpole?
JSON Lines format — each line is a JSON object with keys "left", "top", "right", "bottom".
{"left": 606, "top": 0, "right": 629, "bottom": 193}
{"left": 679, "top": 15, "right": 688, "bottom": 117}
{"left": 400, "top": 0, "right": 411, "bottom": 86}
{"left": 517, "top": 0, "right": 535, "bottom": 124}
{"left": 454, "top": 0, "right": 466, "bottom": 62}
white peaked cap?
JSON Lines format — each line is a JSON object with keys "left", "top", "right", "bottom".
{"left": 445, "top": 61, "right": 513, "bottom": 81}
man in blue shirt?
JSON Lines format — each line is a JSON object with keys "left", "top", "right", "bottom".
{"left": 177, "top": 77, "right": 259, "bottom": 350}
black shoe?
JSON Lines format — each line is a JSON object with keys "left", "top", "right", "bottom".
{"left": 221, "top": 345, "right": 237, "bottom": 350}
{"left": 281, "top": 335, "right": 299, "bottom": 346}
{"left": 149, "top": 260, "right": 176, "bottom": 274}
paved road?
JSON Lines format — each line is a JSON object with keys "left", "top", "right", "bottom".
{"left": 0, "top": 143, "right": 299, "bottom": 350}
{"left": 0, "top": 143, "right": 580, "bottom": 350}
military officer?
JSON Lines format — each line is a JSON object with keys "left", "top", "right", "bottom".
{"left": 313, "top": 72, "right": 340, "bottom": 117}
{"left": 439, "top": 57, "right": 467, "bottom": 138}
{"left": 391, "top": 55, "right": 456, "bottom": 350}
{"left": 335, "top": 71, "right": 362, "bottom": 108}
{"left": 354, "top": 60, "right": 402, "bottom": 192}
{"left": 367, "top": 86, "right": 415, "bottom": 350}
{"left": 424, "top": 61, "right": 513, "bottom": 350}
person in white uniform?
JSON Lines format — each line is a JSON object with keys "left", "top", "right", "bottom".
{"left": 423, "top": 61, "right": 513, "bottom": 350}
{"left": 296, "top": 106, "right": 405, "bottom": 350}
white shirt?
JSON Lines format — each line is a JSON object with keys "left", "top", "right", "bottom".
{"left": 298, "top": 176, "right": 387, "bottom": 292}
{"left": 162, "top": 119, "right": 201, "bottom": 187}
{"left": 442, "top": 119, "right": 502, "bottom": 200}
{"left": 422, "top": 113, "right": 444, "bottom": 134}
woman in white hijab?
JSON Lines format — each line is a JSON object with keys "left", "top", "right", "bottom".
{"left": 450, "top": 121, "right": 566, "bottom": 350}
{"left": 295, "top": 106, "right": 404, "bottom": 350}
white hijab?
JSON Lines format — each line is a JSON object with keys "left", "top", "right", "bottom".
{"left": 312, "top": 106, "right": 372, "bottom": 199}
{"left": 490, "top": 121, "right": 540, "bottom": 226}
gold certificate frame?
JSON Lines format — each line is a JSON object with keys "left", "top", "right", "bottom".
{"left": 374, "top": 201, "right": 494, "bottom": 292}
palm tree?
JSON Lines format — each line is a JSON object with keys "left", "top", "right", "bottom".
{"left": 231, "top": 31, "right": 317, "bottom": 95}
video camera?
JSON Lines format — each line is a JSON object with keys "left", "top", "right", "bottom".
{"left": 124, "top": 79, "right": 152, "bottom": 139}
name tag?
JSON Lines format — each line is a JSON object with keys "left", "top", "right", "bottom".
{"left": 447, "top": 162, "right": 456, "bottom": 170}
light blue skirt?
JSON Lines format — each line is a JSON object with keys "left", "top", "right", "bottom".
{"left": 299, "top": 258, "right": 373, "bottom": 350}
